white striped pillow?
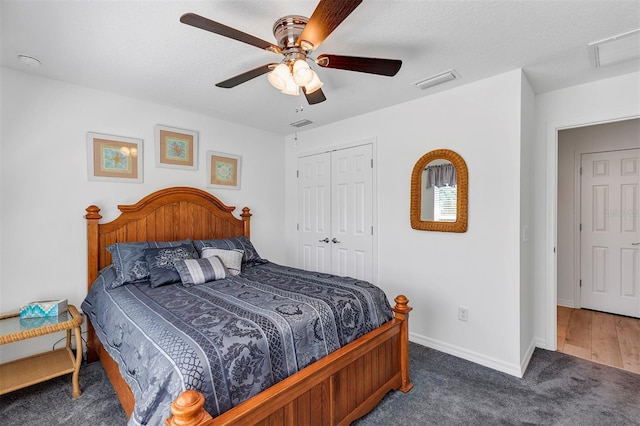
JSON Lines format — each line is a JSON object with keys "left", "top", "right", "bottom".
{"left": 201, "top": 248, "right": 244, "bottom": 276}
{"left": 173, "top": 256, "right": 227, "bottom": 286}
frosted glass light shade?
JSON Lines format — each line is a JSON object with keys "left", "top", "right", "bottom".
{"left": 304, "top": 71, "right": 323, "bottom": 94}
{"left": 267, "top": 63, "right": 290, "bottom": 90}
{"left": 281, "top": 75, "right": 299, "bottom": 96}
{"left": 292, "top": 59, "right": 314, "bottom": 86}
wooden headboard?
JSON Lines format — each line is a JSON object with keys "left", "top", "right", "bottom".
{"left": 85, "top": 186, "right": 251, "bottom": 291}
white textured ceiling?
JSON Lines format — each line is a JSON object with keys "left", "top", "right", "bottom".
{"left": 2, "top": 1, "right": 639, "bottom": 135}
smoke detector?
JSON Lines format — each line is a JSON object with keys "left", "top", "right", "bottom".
{"left": 18, "top": 54, "right": 41, "bottom": 68}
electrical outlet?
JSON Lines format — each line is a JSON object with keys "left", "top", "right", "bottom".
{"left": 458, "top": 306, "right": 469, "bottom": 322}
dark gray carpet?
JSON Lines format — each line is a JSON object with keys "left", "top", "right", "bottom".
{"left": 355, "top": 343, "right": 640, "bottom": 425}
{"left": 1, "top": 343, "right": 638, "bottom": 425}
{"left": 0, "top": 359, "right": 127, "bottom": 425}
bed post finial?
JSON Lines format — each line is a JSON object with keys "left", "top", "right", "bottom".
{"left": 85, "top": 205, "right": 102, "bottom": 219}
{"left": 165, "top": 390, "right": 212, "bottom": 426}
{"left": 392, "top": 295, "right": 413, "bottom": 393}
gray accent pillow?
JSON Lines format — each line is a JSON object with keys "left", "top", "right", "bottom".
{"left": 144, "top": 244, "right": 198, "bottom": 288}
{"left": 106, "top": 239, "right": 192, "bottom": 288}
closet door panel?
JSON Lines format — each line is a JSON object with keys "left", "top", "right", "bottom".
{"left": 298, "top": 152, "right": 332, "bottom": 273}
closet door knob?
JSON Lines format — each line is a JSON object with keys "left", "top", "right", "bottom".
{"left": 319, "top": 238, "right": 330, "bottom": 243}
{"left": 332, "top": 238, "right": 341, "bottom": 244}
{"left": 632, "top": 242, "right": 640, "bottom": 246}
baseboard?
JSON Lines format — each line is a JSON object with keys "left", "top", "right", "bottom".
{"left": 520, "top": 338, "right": 536, "bottom": 375}
{"left": 534, "top": 336, "right": 552, "bottom": 350}
{"left": 409, "top": 332, "right": 524, "bottom": 378}
{"left": 557, "top": 299, "right": 575, "bottom": 308}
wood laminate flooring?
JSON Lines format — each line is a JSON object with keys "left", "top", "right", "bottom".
{"left": 557, "top": 306, "right": 640, "bottom": 374}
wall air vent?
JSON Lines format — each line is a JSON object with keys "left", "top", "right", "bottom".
{"left": 588, "top": 29, "right": 640, "bottom": 68}
{"left": 290, "top": 119, "right": 313, "bottom": 128}
{"left": 412, "top": 69, "right": 460, "bottom": 90}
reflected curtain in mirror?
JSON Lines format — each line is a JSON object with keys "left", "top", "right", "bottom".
{"left": 424, "top": 163, "right": 457, "bottom": 189}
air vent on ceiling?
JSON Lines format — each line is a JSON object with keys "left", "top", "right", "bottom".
{"left": 290, "top": 119, "right": 313, "bottom": 128}
{"left": 412, "top": 69, "right": 460, "bottom": 90}
{"left": 588, "top": 29, "right": 640, "bottom": 68}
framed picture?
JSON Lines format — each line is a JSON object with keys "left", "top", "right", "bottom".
{"left": 206, "top": 151, "right": 241, "bottom": 190}
{"left": 87, "top": 132, "right": 143, "bottom": 183}
{"left": 155, "top": 125, "right": 198, "bottom": 170}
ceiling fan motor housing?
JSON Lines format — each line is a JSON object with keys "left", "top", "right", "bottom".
{"left": 273, "top": 15, "right": 309, "bottom": 50}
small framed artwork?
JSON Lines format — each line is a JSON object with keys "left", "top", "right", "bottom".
{"left": 207, "top": 151, "right": 241, "bottom": 190}
{"left": 87, "top": 132, "right": 143, "bottom": 183}
{"left": 155, "top": 125, "right": 198, "bottom": 170}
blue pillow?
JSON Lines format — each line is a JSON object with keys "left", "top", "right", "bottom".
{"left": 193, "top": 236, "right": 266, "bottom": 266}
{"left": 174, "top": 256, "right": 227, "bottom": 286}
{"left": 106, "top": 239, "right": 192, "bottom": 288}
{"left": 144, "top": 244, "right": 198, "bottom": 288}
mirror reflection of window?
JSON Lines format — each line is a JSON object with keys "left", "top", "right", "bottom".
{"left": 421, "top": 160, "right": 457, "bottom": 222}
{"left": 434, "top": 185, "right": 457, "bottom": 221}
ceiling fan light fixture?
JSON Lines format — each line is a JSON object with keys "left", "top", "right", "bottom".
{"left": 293, "top": 59, "right": 314, "bottom": 86}
{"left": 304, "top": 72, "right": 324, "bottom": 94}
{"left": 267, "top": 63, "right": 290, "bottom": 90}
{"left": 281, "top": 75, "right": 300, "bottom": 95}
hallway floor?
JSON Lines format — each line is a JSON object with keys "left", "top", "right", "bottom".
{"left": 557, "top": 306, "right": 640, "bottom": 374}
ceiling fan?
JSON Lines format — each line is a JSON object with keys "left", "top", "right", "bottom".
{"left": 180, "top": 0, "right": 402, "bottom": 105}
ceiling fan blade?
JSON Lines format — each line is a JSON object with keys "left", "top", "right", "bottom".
{"left": 316, "top": 54, "right": 402, "bottom": 76}
{"left": 303, "top": 87, "right": 327, "bottom": 105}
{"left": 180, "top": 13, "right": 281, "bottom": 53}
{"left": 297, "top": 0, "right": 362, "bottom": 51}
{"left": 215, "top": 63, "right": 278, "bottom": 88}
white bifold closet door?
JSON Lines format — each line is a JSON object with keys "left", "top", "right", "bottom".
{"left": 297, "top": 144, "right": 374, "bottom": 281}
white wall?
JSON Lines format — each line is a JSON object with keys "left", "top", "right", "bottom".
{"left": 285, "top": 70, "right": 528, "bottom": 376}
{"left": 557, "top": 119, "right": 639, "bottom": 307}
{"left": 0, "top": 68, "right": 286, "bottom": 361}
{"left": 519, "top": 73, "right": 537, "bottom": 369}
{"left": 533, "top": 72, "right": 640, "bottom": 350}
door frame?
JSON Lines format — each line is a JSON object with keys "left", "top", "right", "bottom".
{"left": 295, "top": 137, "right": 379, "bottom": 284}
{"left": 572, "top": 146, "right": 639, "bottom": 311}
{"left": 545, "top": 111, "right": 639, "bottom": 351}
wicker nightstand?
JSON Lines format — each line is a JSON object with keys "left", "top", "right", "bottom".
{"left": 0, "top": 304, "right": 83, "bottom": 398}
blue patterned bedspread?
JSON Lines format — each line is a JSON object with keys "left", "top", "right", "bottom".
{"left": 81, "top": 262, "right": 393, "bottom": 425}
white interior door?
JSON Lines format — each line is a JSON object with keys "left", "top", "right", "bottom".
{"left": 297, "top": 144, "right": 374, "bottom": 281}
{"left": 580, "top": 148, "right": 640, "bottom": 317}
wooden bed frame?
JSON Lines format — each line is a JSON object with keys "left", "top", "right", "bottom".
{"left": 85, "top": 186, "right": 412, "bottom": 426}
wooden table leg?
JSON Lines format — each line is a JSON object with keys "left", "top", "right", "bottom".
{"left": 72, "top": 326, "right": 82, "bottom": 398}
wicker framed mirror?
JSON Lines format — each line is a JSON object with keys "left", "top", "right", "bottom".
{"left": 410, "top": 149, "right": 468, "bottom": 232}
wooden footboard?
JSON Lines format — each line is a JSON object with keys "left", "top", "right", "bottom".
{"left": 166, "top": 296, "right": 413, "bottom": 426}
